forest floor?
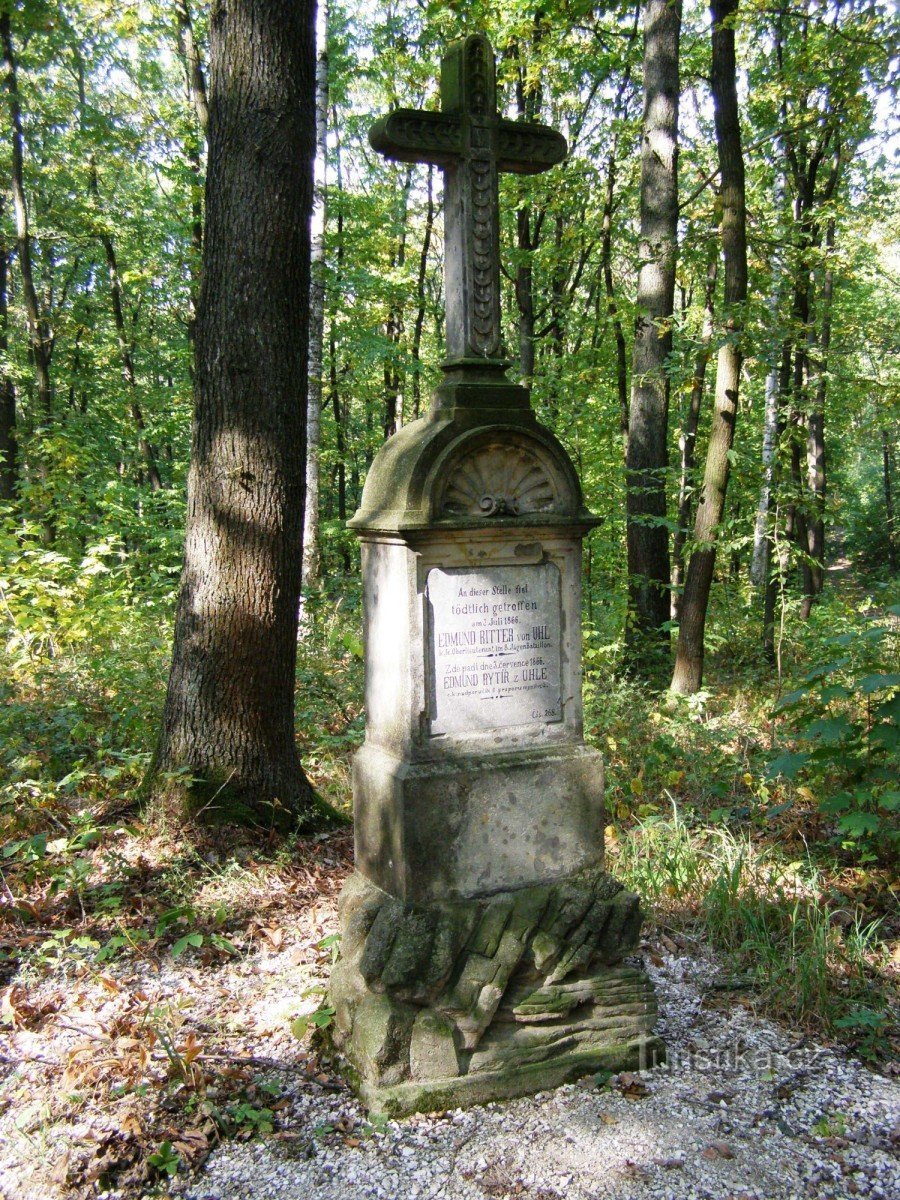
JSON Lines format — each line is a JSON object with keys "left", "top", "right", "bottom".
{"left": 0, "top": 565, "right": 898, "bottom": 1198}
{"left": 0, "top": 824, "right": 897, "bottom": 1200}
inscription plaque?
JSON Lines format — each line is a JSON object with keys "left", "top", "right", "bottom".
{"left": 427, "top": 564, "right": 562, "bottom": 736}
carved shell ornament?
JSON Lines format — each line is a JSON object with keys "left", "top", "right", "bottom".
{"left": 441, "top": 442, "right": 559, "bottom": 518}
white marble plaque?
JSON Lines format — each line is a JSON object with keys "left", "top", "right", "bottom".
{"left": 426, "top": 564, "right": 562, "bottom": 736}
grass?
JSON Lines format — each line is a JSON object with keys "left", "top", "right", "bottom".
{"left": 609, "top": 805, "right": 894, "bottom": 1056}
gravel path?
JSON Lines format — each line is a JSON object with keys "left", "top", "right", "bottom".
{"left": 181, "top": 951, "right": 899, "bottom": 1200}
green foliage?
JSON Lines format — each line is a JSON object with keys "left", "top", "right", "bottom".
{"left": 767, "top": 599, "right": 899, "bottom": 859}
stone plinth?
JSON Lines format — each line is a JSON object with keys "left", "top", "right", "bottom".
{"left": 330, "top": 867, "right": 661, "bottom": 1116}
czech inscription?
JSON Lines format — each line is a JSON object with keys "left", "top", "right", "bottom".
{"left": 427, "top": 564, "right": 562, "bottom": 736}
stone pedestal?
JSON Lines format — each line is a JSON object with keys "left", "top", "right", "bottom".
{"left": 327, "top": 370, "right": 663, "bottom": 1114}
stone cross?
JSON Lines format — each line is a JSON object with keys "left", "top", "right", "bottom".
{"left": 370, "top": 33, "right": 566, "bottom": 366}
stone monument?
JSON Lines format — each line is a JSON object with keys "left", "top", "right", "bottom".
{"left": 328, "top": 32, "right": 662, "bottom": 1115}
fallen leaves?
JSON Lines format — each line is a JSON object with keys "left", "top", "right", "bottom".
{"left": 1, "top": 984, "right": 62, "bottom": 1029}
{"left": 614, "top": 1071, "right": 651, "bottom": 1099}
{"left": 701, "top": 1140, "right": 736, "bottom": 1161}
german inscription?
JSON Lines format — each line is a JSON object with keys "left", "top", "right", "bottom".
{"left": 427, "top": 564, "right": 562, "bottom": 735}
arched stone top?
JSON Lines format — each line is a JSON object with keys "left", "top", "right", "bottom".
{"left": 348, "top": 411, "right": 595, "bottom": 534}
{"left": 432, "top": 429, "right": 579, "bottom": 523}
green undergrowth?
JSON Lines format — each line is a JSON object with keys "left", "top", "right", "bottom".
{"left": 585, "top": 575, "right": 898, "bottom": 1062}
{"left": 609, "top": 808, "right": 895, "bottom": 1059}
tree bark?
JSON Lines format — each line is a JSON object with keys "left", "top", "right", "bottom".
{"left": 601, "top": 144, "right": 629, "bottom": 444}
{"left": 175, "top": 0, "right": 209, "bottom": 132}
{"left": 671, "top": 0, "right": 747, "bottom": 696}
{"left": 147, "top": 0, "right": 325, "bottom": 831}
{"left": 750, "top": 167, "right": 787, "bottom": 587}
{"left": 174, "top": 1, "right": 209, "bottom": 351}
{"left": 625, "top": 0, "right": 681, "bottom": 664}
{"left": 671, "top": 247, "right": 717, "bottom": 622}
{"left": 0, "top": 211, "right": 16, "bottom": 504}
{"left": 883, "top": 425, "right": 898, "bottom": 572}
{"left": 804, "top": 215, "right": 834, "bottom": 605}
{"left": 301, "top": 0, "right": 329, "bottom": 592}
{"left": 411, "top": 165, "right": 435, "bottom": 419}
{"left": 2, "top": 14, "right": 52, "bottom": 424}
{"left": 762, "top": 341, "right": 792, "bottom": 662}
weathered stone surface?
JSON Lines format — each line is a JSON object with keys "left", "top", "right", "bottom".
{"left": 409, "top": 1011, "right": 459, "bottom": 1081}
{"left": 328, "top": 867, "right": 663, "bottom": 1114}
{"left": 353, "top": 741, "right": 606, "bottom": 904}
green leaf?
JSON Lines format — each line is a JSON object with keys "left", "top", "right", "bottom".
{"left": 819, "top": 793, "right": 852, "bottom": 814}
{"left": 869, "top": 724, "right": 900, "bottom": 750}
{"left": 210, "top": 934, "right": 237, "bottom": 955}
{"left": 804, "top": 657, "right": 850, "bottom": 682}
{"left": 766, "top": 751, "right": 809, "bottom": 780}
{"left": 857, "top": 673, "right": 900, "bottom": 694}
{"left": 803, "top": 716, "right": 854, "bottom": 745}
{"left": 765, "top": 800, "right": 794, "bottom": 820}
{"left": 171, "top": 932, "right": 203, "bottom": 957}
{"left": 837, "top": 811, "right": 881, "bottom": 837}
{"left": 772, "top": 688, "right": 807, "bottom": 713}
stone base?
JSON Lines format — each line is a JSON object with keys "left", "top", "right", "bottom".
{"left": 328, "top": 867, "right": 663, "bottom": 1116}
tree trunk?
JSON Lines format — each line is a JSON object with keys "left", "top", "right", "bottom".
{"left": 671, "top": 0, "right": 747, "bottom": 696}
{"left": 601, "top": 145, "right": 629, "bottom": 444}
{"left": 671, "top": 247, "right": 717, "bottom": 621}
{"left": 804, "top": 215, "right": 834, "bottom": 605}
{"left": 0, "top": 217, "right": 16, "bottom": 503}
{"left": 514, "top": 47, "right": 544, "bottom": 386}
{"left": 750, "top": 168, "right": 787, "bottom": 587}
{"left": 624, "top": 0, "right": 681, "bottom": 664}
{"left": 146, "top": 0, "right": 326, "bottom": 831}
{"left": 301, "top": 0, "right": 329, "bottom": 592}
{"left": 762, "top": 341, "right": 792, "bottom": 662}
{"left": 411, "top": 165, "right": 435, "bottom": 419}
{"left": 174, "top": 1, "right": 208, "bottom": 351}
{"left": 175, "top": 1, "right": 209, "bottom": 132}
{"left": 88, "top": 161, "right": 164, "bottom": 491}
{"left": 884, "top": 425, "right": 898, "bottom": 572}
{"left": 2, "top": 14, "right": 53, "bottom": 424}
{"left": 383, "top": 166, "right": 413, "bottom": 440}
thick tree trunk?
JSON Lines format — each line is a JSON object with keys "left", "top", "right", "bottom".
{"left": 147, "top": 0, "right": 324, "bottom": 830}
{"left": 671, "top": 248, "right": 717, "bottom": 621}
{"left": 301, "top": 0, "right": 329, "bottom": 592}
{"left": 671, "top": 0, "right": 747, "bottom": 696}
{"left": 625, "top": 0, "right": 681, "bottom": 664}
{"left": 0, "top": 224, "right": 16, "bottom": 503}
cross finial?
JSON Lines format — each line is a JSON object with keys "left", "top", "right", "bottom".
{"left": 370, "top": 34, "right": 566, "bottom": 371}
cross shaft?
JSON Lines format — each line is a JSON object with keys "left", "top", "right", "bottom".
{"left": 370, "top": 34, "right": 566, "bottom": 367}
